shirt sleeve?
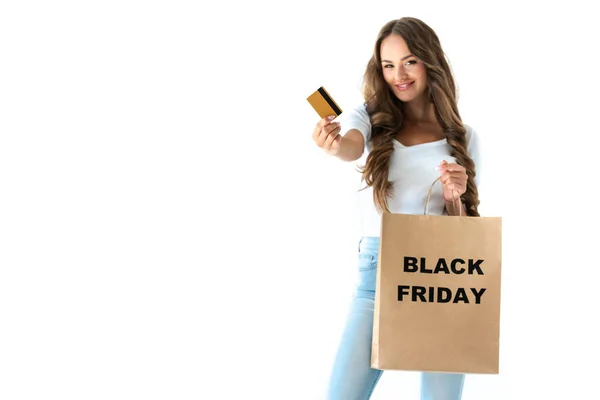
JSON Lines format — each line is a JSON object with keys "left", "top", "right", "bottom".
{"left": 338, "top": 103, "right": 372, "bottom": 151}
{"left": 465, "top": 125, "right": 482, "bottom": 187}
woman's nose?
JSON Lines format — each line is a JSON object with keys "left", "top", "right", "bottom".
{"left": 395, "top": 67, "right": 408, "bottom": 80}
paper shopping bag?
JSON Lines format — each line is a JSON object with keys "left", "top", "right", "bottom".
{"left": 371, "top": 178, "right": 502, "bottom": 374}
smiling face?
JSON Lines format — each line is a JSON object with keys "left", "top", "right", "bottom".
{"left": 380, "top": 33, "right": 429, "bottom": 103}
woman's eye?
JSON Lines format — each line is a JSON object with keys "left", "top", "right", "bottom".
{"left": 384, "top": 64, "right": 393, "bottom": 68}
{"left": 406, "top": 60, "right": 416, "bottom": 66}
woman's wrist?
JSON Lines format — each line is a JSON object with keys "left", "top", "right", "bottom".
{"left": 444, "top": 197, "right": 464, "bottom": 216}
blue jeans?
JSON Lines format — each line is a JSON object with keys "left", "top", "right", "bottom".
{"left": 326, "top": 237, "right": 465, "bottom": 400}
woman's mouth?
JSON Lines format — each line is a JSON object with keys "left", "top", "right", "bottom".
{"left": 395, "top": 82, "right": 414, "bottom": 91}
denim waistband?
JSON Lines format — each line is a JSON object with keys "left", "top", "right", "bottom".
{"left": 358, "top": 236, "right": 380, "bottom": 253}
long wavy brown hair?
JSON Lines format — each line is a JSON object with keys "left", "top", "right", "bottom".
{"left": 358, "top": 17, "right": 480, "bottom": 216}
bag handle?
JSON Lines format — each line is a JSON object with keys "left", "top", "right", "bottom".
{"left": 424, "top": 176, "right": 463, "bottom": 216}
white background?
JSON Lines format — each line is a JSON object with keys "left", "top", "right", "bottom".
{"left": 1, "top": 1, "right": 599, "bottom": 399}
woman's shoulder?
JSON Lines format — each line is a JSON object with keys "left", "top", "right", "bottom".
{"left": 341, "top": 102, "right": 370, "bottom": 121}
{"left": 461, "top": 123, "right": 482, "bottom": 179}
{"left": 463, "top": 123, "right": 477, "bottom": 140}
{"left": 462, "top": 124, "right": 481, "bottom": 152}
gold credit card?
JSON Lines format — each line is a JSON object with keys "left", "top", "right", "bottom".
{"left": 306, "top": 86, "right": 343, "bottom": 119}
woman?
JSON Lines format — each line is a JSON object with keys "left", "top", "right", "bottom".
{"left": 311, "top": 17, "right": 481, "bottom": 400}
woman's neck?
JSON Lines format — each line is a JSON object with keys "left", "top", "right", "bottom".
{"left": 402, "top": 97, "right": 437, "bottom": 124}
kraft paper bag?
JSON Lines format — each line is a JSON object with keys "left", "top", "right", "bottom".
{"left": 371, "top": 178, "right": 502, "bottom": 374}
